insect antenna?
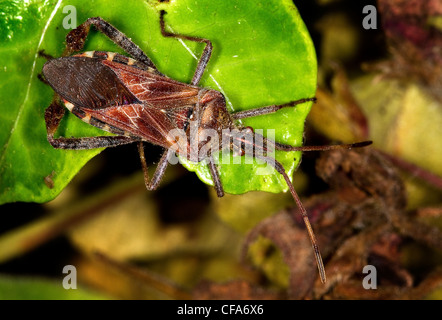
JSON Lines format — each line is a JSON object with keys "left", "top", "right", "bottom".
{"left": 248, "top": 136, "right": 371, "bottom": 283}
{"left": 255, "top": 154, "right": 327, "bottom": 284}
{"left": 273, "top": 140, "right": 373, "bottom": 152}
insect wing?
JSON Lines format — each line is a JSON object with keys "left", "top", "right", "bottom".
{"left": 101, "top": 60, "right": 200, "bottom": 108}
{"left": 83, "top": 104, "right": 189, "bottom": 151}
{"left": 42, "top": 56, "right": 139, "bottom": 109}
{"left": 43, "top": 55, "right": 197, "bottom": 153}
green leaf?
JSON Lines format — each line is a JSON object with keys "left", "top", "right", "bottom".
{"left": 0, "top": 274, "right": 107, "bottom": 299}
{"left": 0, "top": 0, "right": 316, "bottom": 204}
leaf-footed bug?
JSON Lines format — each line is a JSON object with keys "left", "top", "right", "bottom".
{"left": 41, "top": 10, "right": 371, "bottom": 283}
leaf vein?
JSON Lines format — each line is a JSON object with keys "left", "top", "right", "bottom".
{"left": 0, "top": 0, "right": 63, "bottom": 180}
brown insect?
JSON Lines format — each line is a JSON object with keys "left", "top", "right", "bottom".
{"left": 41, "top": 10, "right": 371, "bottom": 283}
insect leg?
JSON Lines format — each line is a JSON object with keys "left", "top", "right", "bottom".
{"left": 37, "top": 73, "right": 50, "bottom": 85}
{"left": 159, "top": 10, "right": 212, "bottom": 86}
{"left": 45, "top": 99, "right": 135, "bottom": 149}
{"left": 37, "top": 51, "right": 54, "bottom": 85}
{"left": 231, "top": 98, "right": 317, "bottom": 120}
{"left": 38, "top": 50, "right": 55, "bottom": 61}
{"left": 138, "top": 142, "right": 173, "bottom": 191}
{"left": 207, "top": 156, "right": 224, "bottom": 197}
{"left": 65, "top": 17, "right": 157, "bottom": 70}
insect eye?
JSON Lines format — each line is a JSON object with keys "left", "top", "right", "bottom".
{"left": 244, "top": 126, "right": 254, "bottom": 134}
{"left": 183, "top": 120, "right": 189, "bottom": 132}
{"left": 232, "top": 148, "right": 245, "bottom": 157}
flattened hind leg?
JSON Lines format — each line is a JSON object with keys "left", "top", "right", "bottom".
{"left": 45, "top": 97, "right": 136, "bottom": 150}
{"left": 65, "top": 16, "right": 158, "bottom": 71}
